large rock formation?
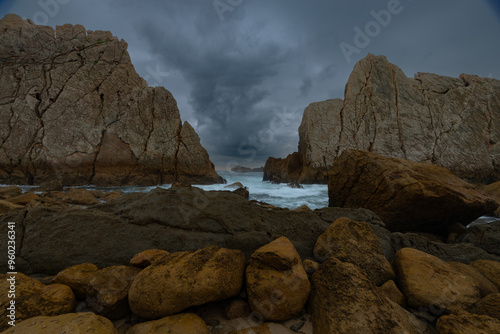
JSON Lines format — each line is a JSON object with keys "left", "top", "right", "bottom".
{"left": 264, "top": 54, "right": 500, "bottom": 184}
{"left": 328, "top": 149, "right": 497, "bottom": 234}
{"left": 0, "top": 14, "right": 223, "bottom": 186}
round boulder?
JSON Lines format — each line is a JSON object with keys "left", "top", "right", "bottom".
{"left": 393, "top": 248, "right": 481, "bottom": 314}
{"left": 0, "top": 273, "right": 75, "bottom": 331}
{"left": 86, "top": 265, "right": 141, "bottom": 319}
{"left": 129, "top": 246, "right": 246, "bottom": 319}
{"left": 246, "top": 237, "right": 311, "bottom": 321}
{"left": 52, "top": 263, "right": 99, "bottom": 299}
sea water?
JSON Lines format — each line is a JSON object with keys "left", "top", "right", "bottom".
{"left": 200, "top": 171, "right": 329, "bottom": 210}
{"left": 66, "top": 171, "right": 329, "bottom": 210}
{"left": 3, "top": 173, "right": 499, "bottom": 225}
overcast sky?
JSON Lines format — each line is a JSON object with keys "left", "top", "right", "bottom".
{"left": 1, "top": 0, "right": 499, "bottom": 169}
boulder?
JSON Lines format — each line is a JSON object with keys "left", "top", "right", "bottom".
{"left": 222, "top": 298, "right": 251, "bottom": 320}
{"left": 52, "top": 263, "right": 99, "bottom": 299}
{"left": 302, "top": 259, "right": 319, "bottom": 276}
{"left": 379, "top": 280, "right": 406, "bottom": 307}
{"left": 393, "top": 248, "right": 481, "bottom": 314}
{"left": 129, "top": 249, "right": 169, "bottom": 268}
{"left": 3, "top": 312, "right": 117, "bottom": 333}
{"left": 126, "top": 313, "right": 209, "bottom": 334}
{"left": 62, "top": 189, "right": 99, "bottom": 206}
{"left": 436, "top": 311, "right": 500, "bottom": 334}
{"left": 470, "top": 260, "right": 500, "bottom": 290}
{"left": 328, "top": 149, "right": 497, "bottom": 234}
{"left": 102, "top": 191, "right": 124, "bottom": 201}
{"left": 0, "top": 273, "right": 75, "bottom": 331}
{"left": 482, "top": 181, "right": 500, "bottom": 216}
{"left": 314, "top": 217, "right": 395, "bottom": 285}
{"left": 448, "top": 262, "right": 499, "bottom": 297}
{"left": 389, "top": 232, "right": 500, "bottom": 263}
{"left": 293, "top": 205, "right": 311, "bottom": 212}
{"left": 470, "top": 293, "right": 500, "bottom": 320}
{"left": 128, "top": 246, "right": 245, "bottom": 319}
{"left": 0, "top": 14, "right": 223, "bottom": 186}
{"left": 309, "top": 257, "right": 420, "bottom": 333}
{"left": 86, "top": 265, "right": 141, "bottom": 319}
{"left": 225, "top": 182, "right": 244, "bottom": 189}
{"left": 456, "top": 221, "right": 500, "bottom": 256}
{"left": 0, "top": 186, "right": 22, "bottom": 199}
{"left": 6, "top": 192, "right": 40, "bottom": 205}
{"left": 264, "top": 54, "right": 500, "bottom": 184}
{"left": 0, "top": 199, "right": 23, "bottom": 214}
{"left": 233, "top": 187, "right": 250, "bottom": 199}
{"left": 0, "top": 187, "right": 387, "bottom": 275}
{"left": 228, "top": 323, "right": 292, "bottom": 334}
{"left": 246, "top": 237, "right": 311, "bottom": 321}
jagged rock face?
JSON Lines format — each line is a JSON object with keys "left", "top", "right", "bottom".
{"left": 264, "top": 54, "right": 500, "bottom": 184}
{"left": 0, "top": 14, "right": 223, "bottom": 186}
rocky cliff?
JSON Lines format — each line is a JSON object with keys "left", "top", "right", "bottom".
{"left": 264, "top": 54, "right": 500, "bottom": 184}
{"left": 0, "top": 14, "right": 224, "bottom": 186}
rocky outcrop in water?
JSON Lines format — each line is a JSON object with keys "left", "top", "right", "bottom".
{"left": 264, "top": 54, "right": 500, "bottom": 184}
{"left": 0, "top": 14, "right": 223, "bottom": 186}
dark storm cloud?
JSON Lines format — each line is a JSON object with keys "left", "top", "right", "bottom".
{"left": 1, "top": 0, "right": 500, "bottom": 168}
{"left": 135, "top": 1, "right": 301, "bottom": 166}
{"left": 299, "top": 78, "right": 312, "bottom": 97}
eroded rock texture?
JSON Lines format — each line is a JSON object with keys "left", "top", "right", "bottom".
{"left": 264, "top": 54, "right": 500, "bottom": 184}
{"left": 0, "top": 14, "right": 223, "bottom": 186}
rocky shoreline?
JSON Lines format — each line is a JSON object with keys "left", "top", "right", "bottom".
{"left": 1, "top": 150, "right": 500, "bottom": 332}
{"left": 1, "top": 210, "right": 499, "bottom": 333}
{"left": 1, "top": 11, "right": 500, "bottom": 334}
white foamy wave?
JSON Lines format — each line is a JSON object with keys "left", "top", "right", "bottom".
{"left": 197, "top": 171, "right": 329, "bottom": 209}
